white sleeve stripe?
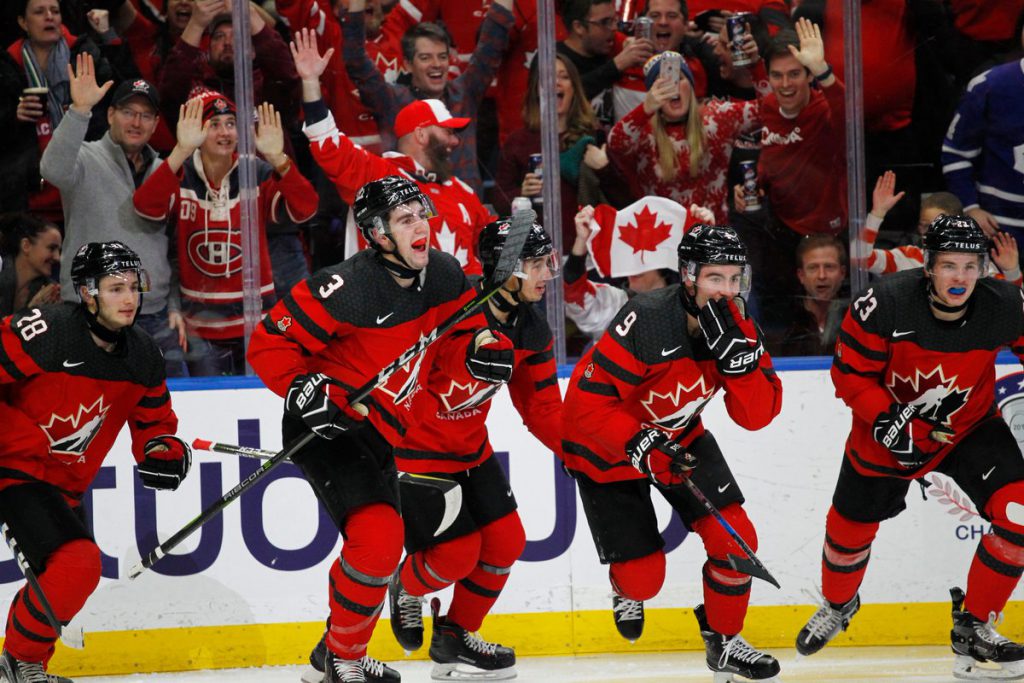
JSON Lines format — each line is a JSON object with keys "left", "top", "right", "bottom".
{"left": 309, "top": 1, "right": 320, "bottom": 17}
{"left": 399, "top": 0, "right": 423, "bottom": 22}
{"left": 992, "top": 215, "right": 1024, "bottom": 227}
{"left": 941, "top": 145, "right": 982, "bottom": 159}
{"left": 316, "top": 12, "right": 326, "bottom": 35}
{"left": 942, "top": 161, "right": 973, "bottom": 173}
{"left": 979, "top": 184, "right": 1024, "bottom": 203}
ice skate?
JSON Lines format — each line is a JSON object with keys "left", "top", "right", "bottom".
{"left": 611, "top": 594, "right": 644, "bottom": 643}
{"left": 951, "top": 587, "right": 1024, "bottom": 680}
{"left": 303, "top": 627, "right": 400, "bottom": 683}
{"left": 695, "top": 604, "right": 781, "bottom": 682}
{"left": 795, "top": 589, "right": 860, "bottom": 656}
{"left": 389, "top": 570, "right": 425, "bottom": 653}
{"left": 0, "top": 651, "right": 72, "bottom": 683}
{"left": 428, "top": 598, "right": 516, "bottom": 680}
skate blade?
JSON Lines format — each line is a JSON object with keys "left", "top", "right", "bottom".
{"left": 954, "top": 654, "right": 1024, "bottom": 680}
{"left": 430, "top": 662, "right": 517, "bottom": 680}
{"left": 712, "top": 672, "right": 783, "bottom": 683}
{"left": 299, "top": 666, "right": 324, "bottom": 683}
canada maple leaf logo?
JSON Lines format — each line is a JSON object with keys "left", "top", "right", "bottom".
{"left": 40, "top": 396, "right": 110, "bottom": 464}
{"left": 438, "top": 378, "right": 499, "bottom": 413}
{"left": 618, "top": 205, "right": 673, "bottom": 262}
{"left": 887, "top": 365, "right": 970, "bottom": 427}
{"left": 640, "top": 377, "right": 715, "bottom": 432}
{"left": 434, "top": 219, "right": 469, "bottom": 268}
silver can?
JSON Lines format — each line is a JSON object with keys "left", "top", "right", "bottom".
{"left": 739, "top": 159, "right": 761, "bottom": 212}
{"left": 727, "top": 14, "right": 753, "bottom": 67}
{"left": 633, "top": 16, "right": 653, "bottom": 41}
{"left": 527, "top": 153, "right": 544, "bottom": 204}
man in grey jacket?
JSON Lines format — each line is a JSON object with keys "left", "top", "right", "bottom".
{"left": 40, "top": 53, "right": 189, "bottom": 377}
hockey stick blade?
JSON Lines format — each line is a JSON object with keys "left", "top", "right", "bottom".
{"left": 490, "top": 208, "right": 536, "bottom": 286}
{"left": 726, "top": 553, "right": 780, "bottom": 589}
{"left": 1, "top": 523, "right": 85, "bottom": 649}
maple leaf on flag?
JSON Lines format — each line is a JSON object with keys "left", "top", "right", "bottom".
{"left": 618, "top": 205, "right": 673, "bottom": 261}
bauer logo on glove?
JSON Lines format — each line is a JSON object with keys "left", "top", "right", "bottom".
{"left": 698, "top": 297, "right": 764, "bottom": 376}
{"left": 626, "top": 427, "right": 698, "bottom": 488}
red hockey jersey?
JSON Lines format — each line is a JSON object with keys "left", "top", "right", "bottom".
{"left": 832, "top": 270, "right": 1024, "bottom": 478}
{"left": 0, "top": 304, "right": 177, "bottom": 502}
{"left": 247, "top": 249, "right": 475, "bottom": 446}
{"left": 562, "top": 285, "right": 782, "bottom": 483}
{"left": 133, "top": 153, "right": 318, "bottom": 340}
{"left": 394, "top": 290, "right": 562, "bottom": 474}
{"left": 304, "top": 111, "right": 493, "bottom": 275}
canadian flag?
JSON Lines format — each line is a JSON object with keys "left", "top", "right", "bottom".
{"left": 587, "top": 197, "right": 712, "bottom": 278}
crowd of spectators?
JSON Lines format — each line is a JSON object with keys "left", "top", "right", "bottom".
{"left": 1, "top": 0, "right": 1023, "bottom": 375}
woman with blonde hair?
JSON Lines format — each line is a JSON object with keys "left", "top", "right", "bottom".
{"left": 608, "top": 51, "right": 759, "bottom": 219}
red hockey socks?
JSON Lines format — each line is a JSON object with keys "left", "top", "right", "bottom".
{"left": 821, "top": 506, "right": 878, "bottom": 606}
{"left": 609, "top": 550, "right": 666, "bottom": 602}
{"left": 692, "top": 504, "right": 757, "bottom": 636}
{"left": 400, "top": 532, "right": 481, "bottom": 596}
{"left": 4, "top": 539, "right": 100, "bottom": 665}
{"left": 327, "top": 503, "right": 404, "bottom": 659}
{"left": 965, "top": 486, "right": 1024, "bottom": 619}
{"left": 447, "top": 512, "right": 526, "bottom": 632}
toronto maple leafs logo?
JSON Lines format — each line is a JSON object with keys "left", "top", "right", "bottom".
{"left": 887, "top": 366, "right": 970, "bottom": 427}
{"left": 439, "top": 379, "right": 499, "bottom": 413}
{"left": 640, "top": 377, "right": 715, "bottom": 432}
{"left": 378, "top": 334, "right": 429, "bottom": 406}
{"left": 41, "top": 396, "right": 110, "bottom": 464}
{"left": 619, "top": 205, "right": 673, "bottom": 262}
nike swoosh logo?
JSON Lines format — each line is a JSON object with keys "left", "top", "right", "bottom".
{"left": 661, "top": 346, "right": 683, "bottom": 356}
{"left": 506, "top": 489, "right": 512, "bottom": 497}
{"left": 892, "top": 330, "right": 914, "bottom": 338}
{"left": 63, "top": 360, "right": 84, "bottom": 368}
{"left": 376, "top": 312, "right": 395, "bottom": 325}
{"left": 717, "top": 483, "right": 731, "bottom": 493}
{"left": 983, "top": 466, "right": 996, "bottom": 481}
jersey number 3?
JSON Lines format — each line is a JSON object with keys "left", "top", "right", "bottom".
{"left": 853, "top": 288, "right": 878, "bottom": 322}
{"left": 16, "top": 309, "right": 48, "bottom": 341}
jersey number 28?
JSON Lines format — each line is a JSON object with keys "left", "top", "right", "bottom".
{"left": 16, "top": 309, "right": 48, "bottom": 341}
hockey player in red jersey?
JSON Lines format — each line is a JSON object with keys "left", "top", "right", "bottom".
{"left": 0, "top": 242, "right": 190, "bottom": 683}
{"left": 562, "top": 224, "right": 783, "bottom": 682}
{"left": 796, "top": 214, "right": 1024, "bottom": 681}
{"left": 247, "top": 175, "right": 512, "bottom": 683}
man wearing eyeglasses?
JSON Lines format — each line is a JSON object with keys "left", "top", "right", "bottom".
{"left": 39, "top": 55, "right": 188, "bottom": 378}
{"left": 557, "top": 0, "right": 654, "bottom": 126}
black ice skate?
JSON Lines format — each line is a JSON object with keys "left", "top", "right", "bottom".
{"left": 389, "top": 570, "right": 426, "bottom": 652}
{"left": 612, "top": 594, "right": 645, "bottom": 643}
{"left": 0, "top": 651, "right": 72, "bottom": 683}
{"left": 695, "top": 604, "right": 781, "bottom": 683}
{"left": 795, "top": 591, "right": 860, "bottom": 656}
{"left": 428, "top": 598, "right": 516, "bottom": 680}
{"left": 302, "top": 623, "right": 400, "bottom": 683}
{"left": 950, "top": 586, "right": 1024, "bottom": 680}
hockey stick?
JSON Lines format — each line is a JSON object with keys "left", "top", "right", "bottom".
{"left": 681, "top": 478, "right": 781, "bottom": 589}
{"left": 128, "top": 210, "right": 535, "bottom": 580}
{"left": 0, "top": 523, "right": 85, "bottom": 649}
{"left": 193, "top": 439, "right": 464, "bottom": 537}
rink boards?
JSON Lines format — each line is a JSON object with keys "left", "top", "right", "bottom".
{"left": 5, "top": 359, "right": 1024, "bottom": 675}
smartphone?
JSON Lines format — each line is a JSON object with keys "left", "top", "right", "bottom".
{"left": 661, "top": 52, "right": 681, "bottom": 87}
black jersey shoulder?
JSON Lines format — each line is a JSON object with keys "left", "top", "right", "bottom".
{"left": 607, "top": 285, "right": 695, "bottom": 364}
{"left": 482, "top": 299, "right": 553, "bottom": 354}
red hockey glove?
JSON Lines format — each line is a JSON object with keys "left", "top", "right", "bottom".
{"left": 698, "top": 297, "right": 763, "bottom": 376}
{"left": 465, "top": 329, "right": 514, "bottom": 384}
{"left": 626, "top": 428, "right": 697, "bottom": 488}
{"left": 872, "top": 402, "right": 955, "bottom": 468}
{"left": 285, "top": 373, "right": 363, "bottom": 439}
{"left": 140, "top": 435, "right": 192, "bottom": 491}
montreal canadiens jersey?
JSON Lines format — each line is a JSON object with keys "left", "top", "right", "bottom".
{"left": 562, "top": 285, "right": 782, "bottom": 483}
{"left": 247, "top": 249, "right": 474, "bottom": 445}
{"left": 394, "top": 288, "right": 563, "bottom": 474}
{"left": 832, "top": 269, "right": 1024, "bottom": 478}
{"left": 0, "top": 304, "right": 176, "bottom": 500}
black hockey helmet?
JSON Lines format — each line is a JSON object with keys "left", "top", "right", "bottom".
{"left": 478, "top": 219, "right": 558, "bottom": 283}
{"left": 922, "top": 214, "right": 989, "bottom": 267}
{"left": 71, "top": 241, "right": 149, "bottom": 295}
{"left": 353, "top": 175, "right": 436, "bottom": 246}
{"left": 677, "top": 224, "right": 750, "bottom": 314}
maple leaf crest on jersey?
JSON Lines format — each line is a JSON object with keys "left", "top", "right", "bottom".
{"left": 438, "top": 378, "right": 500, "bottom": 414}
{"left": 40, "top": 395, "right": 110, "bottom": 464}
{"left": 887, "top": 365, "right": 971, "bottom": 426}
{"left": 640, "top": 376, "right": 715, "bottom": 432}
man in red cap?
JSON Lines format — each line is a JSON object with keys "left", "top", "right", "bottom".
{"left": 291, "top": 28, "right": 494, "bottom": 275}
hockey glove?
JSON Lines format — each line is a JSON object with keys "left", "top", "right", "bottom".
{"left": 698, "top": 297, "right": 763, "bottom": 376}
{"left": 626, "top": 428, "right": 697, "bottom": 488}
{"left": 872, "top": 402, "right": 955, "bottom": 468}
{"left": 465, "top": 329, "right": 514, "bottom": 384}
{"left": 285, "top": 373, "right": 362, "bottom": 439}
{"left": 139, "top": 435, "right": 192, "bottom": 491}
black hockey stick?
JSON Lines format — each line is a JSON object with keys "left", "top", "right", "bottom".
{"left": 128, "top": 210, "right": 535, "bottom": 580}
{"left": 193, "top": 439, "right": 464, "bottom": 537}
{"left": 0, "top": 523, "right": 85, "bottom": 649}
{"left": 682, "top": 478, "right": 781, "bottom": 589}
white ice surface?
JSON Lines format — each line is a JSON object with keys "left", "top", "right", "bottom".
{"left": 80, "top": 646, "right": 967, "bottom": 682}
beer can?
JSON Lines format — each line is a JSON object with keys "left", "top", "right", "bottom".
{"left": 633, "top": 16, "right": 653, "bottom": 41}
{"left": 512, "top": 196, "right": 533, "bottom": 215}
{"left": 727, "top": 14, "right": 752, "bottom": 67}
{"left": 739, "top": 159, "right": 761, "bottom": 212}
{"left": 528, "top": 153, "right": 544, "bottom": 178}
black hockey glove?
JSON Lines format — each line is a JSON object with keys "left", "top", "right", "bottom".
{"left": 465, "top": 329, "right": 514, "bottom": 384}
{"left": 626, "top": 428, "right": 697, "bottom": 488}
{"left": 872, "top": 402, "right": 955, "bottom": 468}
{"left": 285, "top": 373, "right": 362, "bottom": 439}
{"left": 698, "top": 297, "right": 763, "bottom": 377}
{"left": 139, "top": 435, "right": 192, "bottom": 491}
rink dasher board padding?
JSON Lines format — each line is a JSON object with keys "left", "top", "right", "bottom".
{"left": 2, "top": 360, "right": 1023, "bottom": 675}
